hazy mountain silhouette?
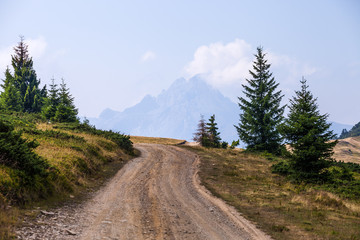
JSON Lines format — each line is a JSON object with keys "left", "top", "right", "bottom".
{"left": 89, "top": 76, "right": 350, "bottom": 144}
{"left": 90, "top": 76, "right": 239, "bottom": 143}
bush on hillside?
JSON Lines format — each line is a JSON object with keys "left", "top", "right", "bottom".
{"left": 0, "top": 120, "right": 49, "bottom": 177}
{"left": 272, "top": 158, "right": 360, "bottom": 199}
{"left": 53, "top": 119, "right": 134, "bottom": 155}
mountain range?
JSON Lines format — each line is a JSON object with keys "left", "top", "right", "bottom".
{"left": 89, "top": 76, "right": 352, "bottom": 144}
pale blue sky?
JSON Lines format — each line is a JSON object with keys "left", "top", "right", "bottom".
{"left": 0, "top": 0, "right": 359, "bottom": 124}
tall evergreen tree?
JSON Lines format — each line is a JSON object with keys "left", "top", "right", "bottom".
{"left": 42, "top": 78, "right": 59, "bottom": 121}
{"left": 206, "top": 114, "right": 221, "bottom": 148}
{"left": 193, "top": 115, "right": 209, "bottom": 146}
{"left": 279, "top": 78, "right": 337, "bottom": 176}
{"left": 4, "top": 36, "right": 44, "bottom": 112}
{"left": 235, "top": 46, "right": 284, "bottom": 153}
{"left": 54, "top": 78, "right": 78, "bottom": 122}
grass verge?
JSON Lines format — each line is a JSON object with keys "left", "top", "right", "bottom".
{"left": 0, "top": 112, "right": 134, "bottom": 239}
{"left": 184, "top": 146, "right": 360, "bottom": 240}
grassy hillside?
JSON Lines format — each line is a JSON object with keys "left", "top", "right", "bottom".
{"left": 0, "top": 112, "right": 134, "bottom": 239}
{"left": 184, "top": 146, "right": 360, "bottom": 240}
{"left": 334, "top": 136, "right": 360, "bottom": 164}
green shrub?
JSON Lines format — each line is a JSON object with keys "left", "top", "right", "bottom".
{"left": 23, "top": 128, "right": 85, "bottom": 142}
{"left": 320, "top": 166, "right": 354, "bottom": 182}
{"left": 0, "top": 120, "right": 49, "bottom": 177}
{"left": 54, "top": 120, "right": 134, "bottom": 154}
{"left": 230, "top": 140, "right": 239, "bottom": 149}
{"left": 272, "top": 157, "right": 360, "bottom": 199}
{"left": 221, "top": 141, "right": 228, "bottom": 149}
{"left": 272, "top": 160, "right": 293, "bottom": 175}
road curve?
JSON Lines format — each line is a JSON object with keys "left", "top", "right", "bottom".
{"left": 78, "top": 144, "right": 271, "bottom": 240}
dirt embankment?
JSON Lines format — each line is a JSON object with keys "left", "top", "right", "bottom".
{"left": 17, "top": 144, "right": 271, "bottom": 240}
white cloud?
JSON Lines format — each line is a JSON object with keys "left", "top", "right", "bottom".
{"left": 141, "top": 50, "right": 156, "bottom": 62}
{"left": 0, "top": 36, "right": 47, "bottom": 73}
{"left": 185, "top": 39, "right": 253, "bottom": 87}
{"left": 184, "top": 39, "right": 318, "bottom": 102}
{"left": 185, "top": 39, "right": 318, "bottom": 87}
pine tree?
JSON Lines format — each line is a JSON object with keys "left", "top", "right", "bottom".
{"left": 235, "top": 46, "right": 284, "bottom": 153}
{"left": 54, "top": 78, "right": 78, "bottom": 122}
{"left": 193, "top": 115, "right": 210, "bottom": 146}
{"left": 279, "top": 78, "right": 337, "bottom": 176}
{"left": 0, "top": 67, "right": 23, "bottom": 111}
{"left": 206, "top": 114, "right": 221, "bottom": 148}
{"left": 42, "top": 78, "right": 59, "bottom": 121}
{"left": 8, "top": 36, "right": 43, "bottom": 112}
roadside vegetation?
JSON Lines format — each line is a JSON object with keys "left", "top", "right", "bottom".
{"left": 190, "top": 46, "right": 360, "bottom": 239}
{"left": 0, "top": 112, "right": 134, "bottom": 238}
{"left": 0, "top": 37, "right": 134, "bottom": 239}
{"left": 185, "top": 146, "right": 360, "bottom": 240}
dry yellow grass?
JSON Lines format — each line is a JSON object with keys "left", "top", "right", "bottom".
{"left": 184, "top": 146, "right": 360, "bottom": 240}
{"left": 333, "top": 136, "right": 360, "bottom": 164}
{"left": 36, "top": 122, "right": 53, "bottom": 131}
{"left": 0, "top": 116, "right": 133, "bottom": 238}
{"left": 130, "top": 135, "right": 185, "bottom": 145}
{"left": 29, "top": 124, "right": 131, "bottom": 191}
{"left": 0, "top": 205, "right": 17, "bottom": 239}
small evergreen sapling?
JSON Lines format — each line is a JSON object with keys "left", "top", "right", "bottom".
{"left": 54, "top": 79, "right": 78, "bottom": 123}
{"left": 206, "top": 114, "right": 221, "bottom": 148}
{"left": 193, "top": 115, "right": 210, "bottom": 146}
{"left": 42, "top": 78, "right": 59, "bottom": 121}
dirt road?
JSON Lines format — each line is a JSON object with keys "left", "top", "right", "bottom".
{"left": 17, "top": 144, "right": 271, "bottom": 239}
